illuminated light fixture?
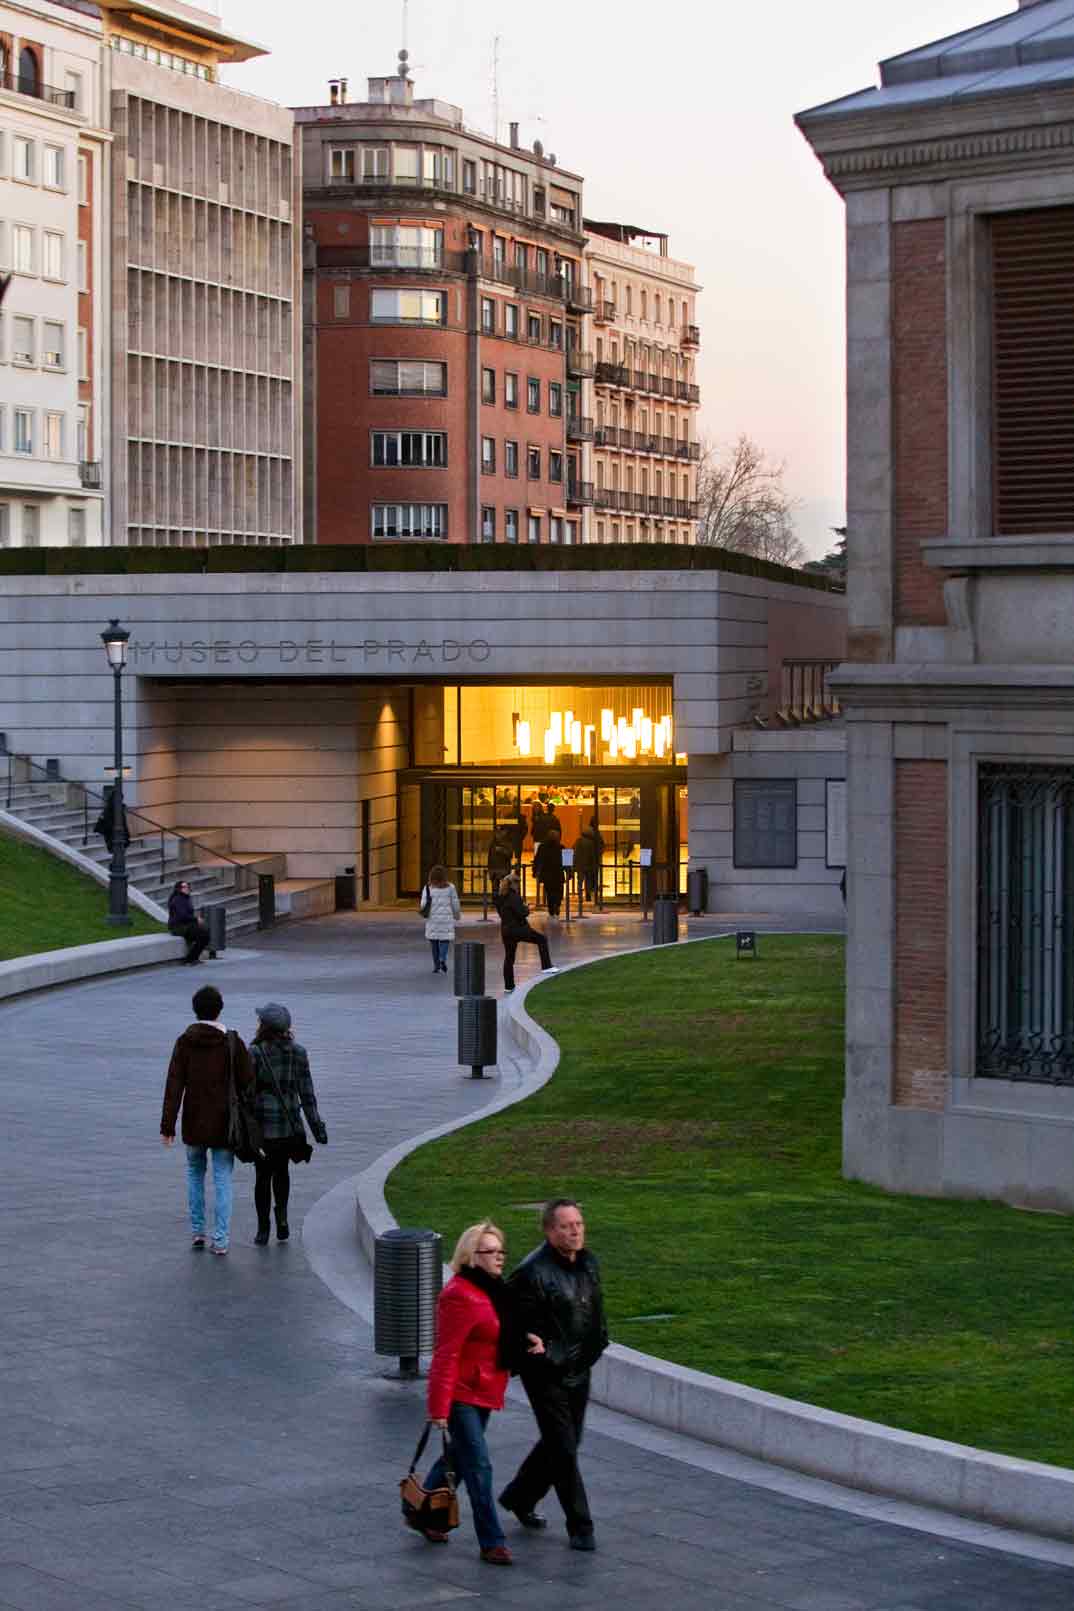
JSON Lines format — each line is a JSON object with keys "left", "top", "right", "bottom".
{"left": 641, "top": 716, "right": 653, "bottom": 753}
{"left": 622, "top": 728, "right": 637, "bottom": 759}
{"left": 550, "top": 711, "right": 563, "bottom": 745}
{"left": 600, "top": 708, "right": 614, "bottom": 741}
{"left": 675, "top": 751, "right": 687, "bottom": 765}
{"left": 608, "top": 727, "right": 619, "bottom": 759}
{"left": 564, "top": 709, "right": 574, "bottom": 739}
{"left": 584, "top": 724, "right": 595, "bottom": 760}
{"left": 544, "top": 727, "right": 556, "bottom": 765}
{"left": 632, "top": 706, "right": 644, "bottom": 737}
{"left": 516, "top": 720, "right": 531, "bottom": 756}
{"left": 654, "top": 725, "right": 667, "bottom": 758}
{"left": 570, "top": 720, "right": 582, "bottom": 756}
{"left": 617, "top": 716, "right": 629, "bottom": 749}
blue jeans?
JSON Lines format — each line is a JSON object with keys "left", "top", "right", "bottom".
{"left": 429, "top": 938, "right": 450, "bottom": 970}
{"left": 186, "top": 1145, "right": 234, "bottom": 1249}
{"left": 426, "top": 1402, "right": 504, "bottom": 1550}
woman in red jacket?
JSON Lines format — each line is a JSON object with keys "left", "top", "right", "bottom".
{"left": 418, "top": 1221, "right": 543, "bottom": 1566}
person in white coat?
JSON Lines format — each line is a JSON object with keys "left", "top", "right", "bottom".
{"left": 422, "top": 863, "right": 462, "bottom": 974}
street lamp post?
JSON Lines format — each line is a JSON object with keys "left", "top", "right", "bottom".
{"left": 101, "top": 619, "right": 131, "bottom": 926}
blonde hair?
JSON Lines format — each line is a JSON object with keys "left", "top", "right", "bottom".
{"left": 451, "top": 1220, "right": 504, "bottom": 1273}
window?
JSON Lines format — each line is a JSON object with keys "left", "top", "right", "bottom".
{"left": 481, "top": 436, "right": 496, "bottom": 474}
{"left": 43, "top": 322, "right": 64, "bottom": 368}
{"left": 329, "top": 147, "right": 354, "bottom": 181}
{"left": 549, "top": 320, "right": 563, "bottom": 350}
{"left": 44, "top": 413, "right": 63, "bottom": 458}
{"left": 536, "top": 249, "right": 549, "bottom": 277}
{"left": 0, "top": 505, "right": 8, "bottom": 547}
{"left": 481, "top": 297, "right": 495, "bottom": 334}
{"left": 43, "top": 146, "right": 64, "bottom": 188}
{"left": 394, "top": 146, "right": 420, "bottom": 183}
{"left": 527, "top": 377, "right": 540, "bottom": 413}
{"left": 370, "top": 359, "right": 446, "bottom": 396}
{"left": 733, "top": 781, "right": 797, "bottom": 869}
{"left": 14, "top": 410, "right": 33, "bottom": 453}
{"left": 549, "top": 450, "right": 563, "bottom": 484}
{"left": 566, "top": 520, "right": 579, "bottom": 545}
{"left": 13, "top": 136, "right": 32, "bottom": 181}
{"left": 68, "top": 507, "right": 86, "bottom": 546}
{"left": 504, "top": 372, "right": 519, "bottom": 409}
{"left": 78, "top": 154, "right": 89, "bottom": 204}
{"left": 77, "top": 405, "right": 89, "bottom": 461}
{"left": 505, "top": 303, "right": 519, "bottom": 339}
{"left": 504, "top": 440, "right": 518, "bottom": 477}
{"left": 13, "top": 226, "right": 33, "bottom": 274}
{"left": 78, "top": 328, "right": 88, "bottom": 380}
{"left": 505, "top": 509, "right": 519, "bottom": 544}
{"left": 43, "top": 231, "right": 63, "bottom": 279}
{"left": 481, "top": 366, "right": 496, "bottom": 404}
{"left": 77, "top": 241, "right": 88, "bottom": 291}
{"left": 371, "top": 503, "right": 447, "bottom": 539}
{"left": 977, "top": 764, "right": 1074, "bottom": 1081}
{"left": 480, "top": 505, "right": 496, "bottom": 542}
{"left": 527, "top": 312, "right": 541, "bottom": 344}
{"left": 527, "top": 445, "right": 541, "bottom": 480}
{"left": 527, "top": 513, "right": 541, "bottom": 544}
{"left": 22, "top": 505, "right": 40, "bottom": 547}
{"left": 371, "top": 430, "right": 446, "bottom": 468}
{"left": 370, "top": 224, "right": 442, "bottom": 269}
{"left": 462, "top": 159, "right": 476, "bottom": 194}
{"left": 65, "top": 71, "right": 82, "bottom": 111}
{"left": 423, "top": 148, "right": 453, "bottom": 187}
{"left": 370, "top": 289, "right": 443, "bottom": 324}
{"left": 333, "top": 283, "right": 350, "bottom": 319}
{"left": 550, "top": 516, "right": 564, "bottom": 544}
{"left": 361, "top": 146, "right": 389, "bottom": 180}
{"left": 514, "top": 243, "right": 528, "bottom": 272}
{"left": 13, "top": 317, "right": 34, "bottom": 364}
{"left": 641, "top": 290, "right": 648, "bottom": 321}
{"left": 549, "top": 382, "right": 563, "bottom": 417}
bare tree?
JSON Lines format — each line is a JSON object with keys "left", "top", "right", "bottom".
{"left": 696, "top": 433, "right": 805, "bottom": 568}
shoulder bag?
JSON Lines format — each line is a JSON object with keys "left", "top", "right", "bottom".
{"left": 400, "top": 1422, "right": 459, "bottom": 1534}
{"left": 258, "top": 1044, "right": 314, "bottom": 1165}
{"left": 420, "top": 885, "right": 432, "bottom": 919}
{"left": 226, "top": 1030, "right": 265, "bottom": 1163}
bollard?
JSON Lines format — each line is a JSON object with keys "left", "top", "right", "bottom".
{"left": 373, "top": 1228, "right": 442, "bottom": 1379}
{"left": 334, "top": 869, "right": 357, "bottom": 911}
{"left": 453, "top": 941, "right": 486, "bottom": 997}
{"left": 458, "top": 994, "right": 497, "bottom": 1078}
{"left": 205, "top": 903, "right": 227, "bottom": 957}
{"left": 652, "top": 892, "right": 680, "bottom": 946}
{"left": 687, "top": 867, "right": 709, "bottom": 916}
{"left": 258, "top": 873, "right": 276, "bottom": 929}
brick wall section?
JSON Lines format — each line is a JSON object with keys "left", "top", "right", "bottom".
{"left": 892, "top": 219, "right": 948, "bottom": 627}
{"left": 894, "top": 760, "right": 948, "bottom": 1109}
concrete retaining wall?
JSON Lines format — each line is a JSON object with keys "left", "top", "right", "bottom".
{"left": 0, "top": 933, "right": 185, "bottom": 1002}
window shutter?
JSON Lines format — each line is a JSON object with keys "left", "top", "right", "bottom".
{"left": 992, "top": 206, "right": 1074, "bottom": 534}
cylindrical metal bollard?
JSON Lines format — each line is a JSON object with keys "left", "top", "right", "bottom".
{"left": 652, "top": 892, "right": 680, "bottom": 946}
{"left": 206, "top": 903, "right": 227, "bottom": 956}
{"left": 373, "top": 1228, "right": 442, "bottom": 1379}
{"left": 458, "top": 994, "right": 497, "bottom": 1078}
{"left": 258, "top": 872, "right": 276, "bottom": 929}
{"left": 687, "top": 867, "right": 709, "bottom": 916}
{"left": 453, "top": 940, "right": 485, "bottom": 997}
{"left": 334, "top": 870, "right": 357, "bottom": 911}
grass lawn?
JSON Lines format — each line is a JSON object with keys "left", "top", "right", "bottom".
{"left": 388, "top": 935, "right": 1074, "bottom": 1469}
{"left": 0, "top": 830, "right": 162, "bottom": 961}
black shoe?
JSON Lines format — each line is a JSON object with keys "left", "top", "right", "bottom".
{"left": 254, "top": 1227, "right": 270, "bottom": 1246}
{"left": 276, "top": 1221, "right": 290, "bottom": 1242}
{"left": 569, "top": 1533, "right": 596, "bottom": 1552}
{"left": 498, "top": 1494, "right": 547, "bottom": 1530}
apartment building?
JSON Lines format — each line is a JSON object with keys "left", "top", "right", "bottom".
{"left": 102, "top": 0, "right": 301, "bottom": 546}
{"left": 584, "top": 221, "right": 701, "bottom": 545}
{"left": 296, "top": 59, "right": 589, "bottom": 545}
{"left": 0, "top": 0, "right": 106, "bottom": 547}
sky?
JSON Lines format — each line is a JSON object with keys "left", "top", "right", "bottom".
{"left": 220, "top": 0, "right": 1015, "bottom": 560}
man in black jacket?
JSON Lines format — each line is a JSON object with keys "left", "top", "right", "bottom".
{"left": 499, "top": 1198, "right": 608, "bottom": 1551}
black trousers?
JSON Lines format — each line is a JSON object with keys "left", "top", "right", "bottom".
{"left": 502, "top": 926, "right": 551, "bottom": 989}
{"left": 502, "top": 1371, "right": 592, "bottom": 1537}
{"left": 170, "top": 920, "right": 208, "bottom": 961}
{"left": 254, "top": 1138, "right": 292, "bottom": 1228}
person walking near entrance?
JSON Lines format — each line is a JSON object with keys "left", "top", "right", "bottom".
{"left": 534, "top": 830, "right": 564, "bottom": 918}
{"left": 571, "top": 826, "right": 597, "bottom": 902}
{"left": 249, "top": 1002, "right": 328, "bottom": 1246}
{"left": 494, "top": 873, "right": 556, "bottom": 991}
{"left": 160, "top": 984, "right": 254, "bottom": 1255}
{"left": 422, "top": 864, "right": 461, "bottom": 974}
{"left": 499, "top": 1199, "right": 608, "bottom": 1551}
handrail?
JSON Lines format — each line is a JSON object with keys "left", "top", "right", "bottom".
{"left": 4, "top": 750, "right": 249, "bottom": 891}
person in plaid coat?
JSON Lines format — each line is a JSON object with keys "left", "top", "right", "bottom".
{"left": 249, "top": 1002, "right": 327, "bottom": 1245}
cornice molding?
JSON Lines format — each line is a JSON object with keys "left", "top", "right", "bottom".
{"left": 820, "top": 118, "right": 1074, "bottom": 188}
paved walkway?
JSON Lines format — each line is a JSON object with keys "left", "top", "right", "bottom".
{"left": 4, "top": 909, "right": 1073, "bottom": 1611}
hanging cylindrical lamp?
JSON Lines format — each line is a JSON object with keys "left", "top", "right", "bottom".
{"left": 584, "top": 724, "right": 595, "bottom": 761}
{"left": 641, "top": 716, "right": 653, "bottom": 753}
{"left": 622, "top": 727, "right": 637, "bottom": 760}
{"left": 654, "top": 725, "right": 667, "bottom": 759}
{"left": 600, "top": 708, "right": 614, "bottom": 742}
{"left": 570, "top": 720, "right": 582, "bottom": 756}
{"left": 608, "top": 727, "right": 619, "bottom": 759}
{"left": 550, "top": 711, "right": 563, "bottom": 745}
{"left": 543, "top": 727, "right": 556, "bottom": 765}
{"left": 632, "top": 706, "right": 644, "bottom": 737}
{"left": 617, "top": 716, "right": 629, "bottom": 750}
{"left": 516, "top": 720, "right": 531, "bottom": 756}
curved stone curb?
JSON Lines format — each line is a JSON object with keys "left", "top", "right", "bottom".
{"left": 1, "top": 810, "right": 169, "bottom": 922}
{"left": 350, "top": 930, "right": 1074, "bottom": 1542}
{"left": 0, "top": 932, "right": 186, "bottom": 1002}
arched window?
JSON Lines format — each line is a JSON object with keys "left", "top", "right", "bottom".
{"left": 18, "top": 45, "right": 39, "bottom": 95}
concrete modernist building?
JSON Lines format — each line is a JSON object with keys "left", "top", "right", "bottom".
{"left": 798, "top": 0, "right": 1074, "bottom": 1207}
{"left": 585, "top": 221, "right": 701, "bottom": 545}
{"left": 0, "top": 0, "right": 106, "bottom": 548}
{"left": 295, "top": 60, "right": 595, "bottom": 547}
{"left": 103, "top": 0, "right": 301, "bottom": 547}
{"left": 0, "top": 548, "right": 845, "bottom": 915}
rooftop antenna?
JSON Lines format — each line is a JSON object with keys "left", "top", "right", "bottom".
{"left": 491, "top": 33, "right": 501, "bottom": 144}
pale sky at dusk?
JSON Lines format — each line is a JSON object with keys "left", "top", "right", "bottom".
{"left": 221, "top": 0, "right": 1015, "bottom": 558}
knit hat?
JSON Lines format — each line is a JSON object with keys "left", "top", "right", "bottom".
{"left": 256, "top": 1002, "right": 291, "bottom": 1031}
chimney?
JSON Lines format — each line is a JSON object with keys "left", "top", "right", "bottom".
{"left": 339, "top": 76, "right": 348, "bottom": 102}
{"left": 328, "top": 78, "right": 339, "bottom": 105}
{"left": 509, "top": 121, "right": 519, "bottom": 149}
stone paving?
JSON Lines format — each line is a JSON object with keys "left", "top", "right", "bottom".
{"left": 4, "top": 908, "right": 1074, "bottom": 1610}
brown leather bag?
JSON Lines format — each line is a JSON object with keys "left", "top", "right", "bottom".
{"left": 400, "top": 1422, "right": 459, "bottom": 1533}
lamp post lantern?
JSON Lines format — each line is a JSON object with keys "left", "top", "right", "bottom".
{"left": 101, "top": 619, "right": 131, "bottom": 925}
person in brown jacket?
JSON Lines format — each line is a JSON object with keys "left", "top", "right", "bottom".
{"left": 161, "top": 984, "right": 254, "bottom": 1256}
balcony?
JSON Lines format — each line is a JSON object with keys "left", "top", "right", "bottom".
{"left": 678, "top": 381, "right": 701, "bottom": 403}
{"left": 567, "top": 415, "right": 594, "bottom": 442}
{"left": 567, "top": 479, "right": 594, "bottom": 507}
{"left": 79, "top": 461, "right": 102, "bottom": 489}
{"left": 593, "top": 300, "right": 616, "bottom": 325}
{"left": 317, "top": 244, "right": 467, "bottom": 274}
{"left": 566, "top": 348, "right": 594, "bottom": 378}
{"left": 595, "top": 361, "right": 629, "bottom": 389}
{"left": 594, "top": 488, "right": 617, "bottom": 511}
{"left": 1, "top": 69, "right": 75, "bottom": 108}
{"left": 480, "top": 256, "right": 572, "bottom": 301}
{"left": 682, "top": 324, "right": 700, "bottom": 348}
{"left": 566, "top": 283, "right": 593, "bottom": 314}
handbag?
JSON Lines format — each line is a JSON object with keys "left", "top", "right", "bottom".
{"left": 259, "top": 1045, "right": 314, "bottom": 1165}
{"left": 420, "top": 885, "right": 432, "bottom": 919}
{"left": 226, "top": 1031, "right": 265, "bottom": 1163}
{"left": 400, "top": 1422, "right": 459, "bottom": 1534}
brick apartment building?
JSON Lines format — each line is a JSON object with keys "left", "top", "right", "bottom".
{"left": 798, "top": 0, "right": 1074, "bottom": 1208}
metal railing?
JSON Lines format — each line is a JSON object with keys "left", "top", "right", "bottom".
{"left": 566, "top": 284, "right": 593, "bottom": 312}
{"left": 567, "top": 479, "right": 594, "bottom": 506}
{"left": 566, "top": 415, "right": 594, "bottom": 441}
{"left": 1, "top": 70, "right": 75, "bottom": 107}
{"left": 479, "top": 256, "right": 575, "bottom": 301}
{"left": 566, "top": 349, "right": 595, "bottom": 377}
{"left": 593, "top": 363, "right": 699, "bottom": 404}
{"left": 79, "top": 461, "right": 102, "bottom": 488}
{"left": 682, "top": 323, "right": 701, "bottom": 346}
{"left": 593, "top": 426, "right": 700, "bottom": 460}
{"left": 317, "top": 244, "right": 466, "bottom": 273}
{"left": 594, "top": 300, "right": 616, "bottom": 324}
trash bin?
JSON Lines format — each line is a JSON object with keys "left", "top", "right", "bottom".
{"left": 334, "top": 870, "right": 357, "bottom": 911}
{"left": 453, "top": 940, "right": 485, "bottom": 997}
{"left": 652, "top": 892, "right": 680, "bottom": 946}
{"left": 458, "top": 994, "right": 497, "bottom": 1078}
{"left": 687, "top": 867, "right": 709, "bottom": 916}
{"left": 373, "top": 1228, "right": 442, "bottom": 1378}
{"left": 205, "top": 903, "right": 227, "bottom": 957}
{"left": 258, "top": 873, "right": 275, "bottom": 929}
